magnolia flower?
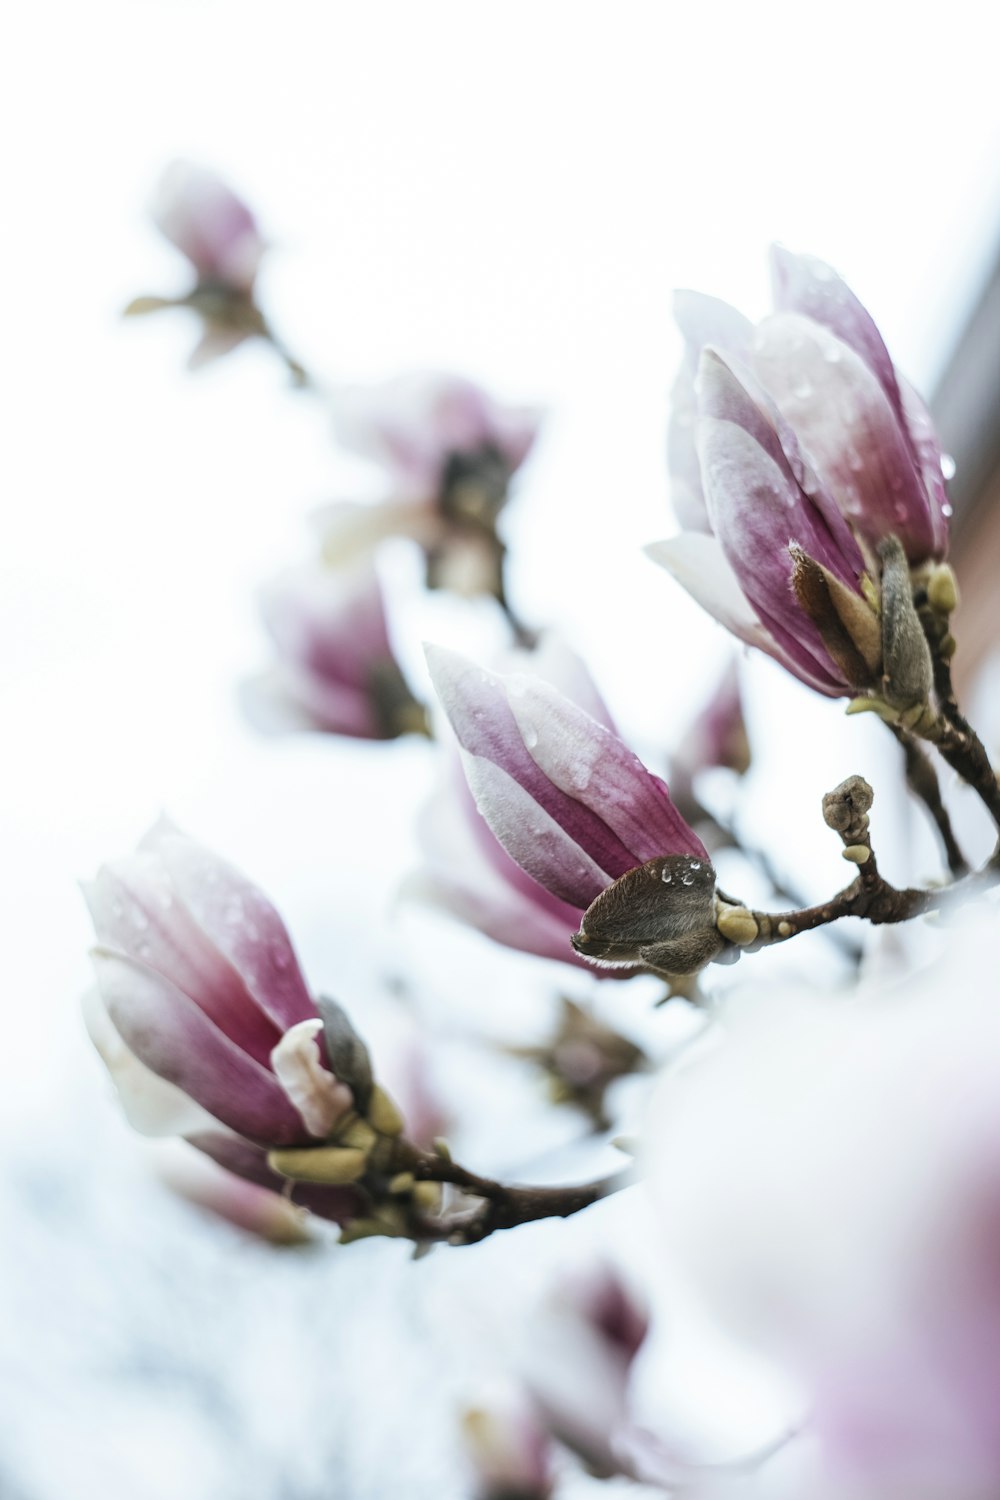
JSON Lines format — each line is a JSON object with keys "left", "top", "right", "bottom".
{"left": 651, "top": 248, "right": 950, "bottom": 704}
{"left": 461, "top": 1391, "right": 554, "bottom": 1500}
{"left": 521, "top": 1263, "right": 649, "bottom": 1478}
{"left": 83, "top": 821, "right": 367, "bottom": 1224}
{"left": 243, "top": 558, "right": 427, "bottom": 739}
{"left": 510, "top": 997, "right": 648, "bottom": 1130}
{"left": 651, "top": 349, "right": 933, "bottom": 707}
{"left": 408, "top": 638, "right": 629, "bottom": 971}
{"left": 648, "top": 912, "right": 1000, "bottom": 1500}
{"left": 669, "top": 658, "right": 750, "bottom": 826}
{"left": 322, "top": 372, "right": 540, "bottom": 600}
{"left": 125, "top": 161, "right": 281, "bottom": 372}
{"left": 426, "top": 645, "right": 728, "bottom": 977}
{"left": 153, "top": 160, "right": 265, "bottom": 294}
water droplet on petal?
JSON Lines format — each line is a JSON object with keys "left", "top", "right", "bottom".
{"left": 661, "top": 870, "right": 673, "bottom": 884}
{"left": 681, "top": 873, "right": 695, "bottom": 887}
{"left": 941, "top": 453, "right": 957, "bottom": 480}
{"left": 942, "top": 502, "right": 954, "bottom": 518}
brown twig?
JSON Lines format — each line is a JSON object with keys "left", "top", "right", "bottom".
{"left": 889, "top": 723, "right": 969, "bottom": 877}
{"left": 407, "top": 1151, "right": 631, "bottom": 1245}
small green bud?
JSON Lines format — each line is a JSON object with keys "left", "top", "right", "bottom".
{"left": 267, "top": 1145, "right": 369, "bottom": 1185}
{"left": 842, "top": 844, "right": 871, "bottom": 864}
{"left": 337, "top": 1117, "right": 378, "bottom": 1152}
{"left": 926, "top": 563, "right": 959, "bottom": 617}
{"left": 716, "top": 904, "right": 759, "bottom": 946}
{"left": 366, "top": 1085, "right": 405, "bottom": 1138}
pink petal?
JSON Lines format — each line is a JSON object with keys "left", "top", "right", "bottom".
{"left": 150, "top": 829, "right": 316, "bottom": 1035}
{"left": 92, "top": 949, "right": 308, "bottom": 1146}
{"left": 426, "top": 646, "right": 648, "bottom": 896}
{"left": 503, "top": 674, "right": 706, "bottom": 863}
{"left": 83, "top": 860, "right": 281, "bottom": 1067}
{"left": 751, "top": 312, "right": 937, "bottom": 561}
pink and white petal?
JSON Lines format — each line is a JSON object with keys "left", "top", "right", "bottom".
{"left": 82, "top": 986, "right": 222, "bottom": 1138}
{"left": 83, "top": 862, "right": 280, "bottom": 1066}
{"left": 697, "top": 416, "right": 853, "bottom": 689}
{"left": 673, "top": 289, "right": 754, "bottom": 366}
{"left": 239, "top": 669, "right": 377, "bottom": 739}
{"left": 426, "top": 647, "right": 644, "bottom": 883}
{"left": 155, "top": 832, "right": 316, "bottom": 1033}
{"left": 92, "top": 949, "right": 307, "bottom": 1146}
{"left": 898, "top": 376, "right": 952, "bottom": 558}
{"left": 270, "top": 1019, "right": 353, "bottom": 1139}
{"left": 770, "top": 246, "right": 903, "bottom": 416}
{"left": 153, "top": 161, "right": 263, "bottom": 291}
{"left": 502, "top": 632, "right": 616, "bottom": 732}
{"left": 404, "top": 867, "right": 585, "bottom": 968}
{"left": 697, "top": 350, "right": 864, "bottom": 586}
{"left": 504, "top": 675, "right": 707, "bottom": 863}
{"left": 460, "top": 752, "right": 613, "bottom": 909}
{"left": 644, "top": 534, "right": 843, "bottom": 697}
{"left": 752, "top": 313, "right": 937, "bottom": 561}
{"left": 260, "top": 560, "right": 393, "bottom": 692}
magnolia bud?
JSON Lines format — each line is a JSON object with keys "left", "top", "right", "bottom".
{"left": 267, "top": 1145, "right": 369, "bottom": 1185}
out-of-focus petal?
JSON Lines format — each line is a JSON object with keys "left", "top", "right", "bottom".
{"left": 82, "top": 986, "right": 221, "bottom": 1138}
{"left": 153, "top": 160, "right": 264, "bottom": 291}
{"left": 669, "top": 291, "right": 755, "bottom": 533}
{"left": 92, "top": 949, "right": 307, "bottom": 1146}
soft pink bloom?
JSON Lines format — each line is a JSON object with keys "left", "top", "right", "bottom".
{"left": 520, "top": 1264, "right": 649, "bottom": 1478}
{"left": 324, "top": 372, "right": 541, "bottom": 600}
{"left": 333, "top": 371, "right": 539, "bottom": 501}
{"left": 409, "top": 638, "right": 625, "bottom": 971}
{"left": 651, "top": 248, "right": 951, "bottom": 699}
{"left": 245, "top": 558, "right": 425, "bottom": 740}
{"left": 83, "top": 822, "right": 361, "bottom": 1225}
{"left": 425, "top": 645, "right": 707, "bottom": 914}
{"left": 670, "top": 658, "right": 750, "bottom": 819}
{"left": 152, "top": 160, "right": 265, "bottom": 294}
{"left": 648, "top": 916, "right": 1000, "bottom": 1499}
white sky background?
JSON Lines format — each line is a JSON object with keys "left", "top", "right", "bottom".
{"left": 5, "top": 1, "right": 1000, "bottom": 1492}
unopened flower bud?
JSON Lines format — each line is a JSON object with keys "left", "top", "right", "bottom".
{"left": 267, "top": 1145, "right": 369, "bottom": 1185}
{"left": 926, "top": 562, "right": 959, "bottom": 617}
{"left": 367, "top": 1084, "right": 405, "bottom": 1137}
{"left": 715, "top": 903, "right": 759, "bottom": 946}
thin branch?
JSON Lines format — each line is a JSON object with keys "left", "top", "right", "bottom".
{"left": 407, "top": 1151, "right": 631, "bottom": 1246}
{"left": 889, "top": 723, "right": 969, "bottom": 876}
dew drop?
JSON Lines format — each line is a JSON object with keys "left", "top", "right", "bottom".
{"left": 824, "top": 343, "right": 842, "bottom": 363}
{"left": 690, "top": 861, "right": 701, "bottom": 871}
{"left": 942, "top": 502, "right": 954, "bottom": 518}
{"left": 522, "top": 725, "right": 538, "bottom": 749}
{"left": 661, "top": 870, "right": 673, "bottom": 884}
{"left": 681, "top": 873, "right": 695, "bottom": 887}
{"left": 941, "top": 453, "right": 957, "bottom": 480}
{"left": 130, "top": 908, "right": 149, "bottom": 931}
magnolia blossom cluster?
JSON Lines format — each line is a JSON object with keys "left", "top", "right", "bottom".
{"left": 651, "top": 248, "right": 953, "bottom": 715}
{"left": 97, "top": 197, "right": 1000, "bottom": 1500}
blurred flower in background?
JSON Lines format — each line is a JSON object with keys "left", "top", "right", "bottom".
{"left": 648, "top": 911, "right": 1000, "bottom": 1500}
{"left": 243, "top": 557, "right": 428, "bottom": 739}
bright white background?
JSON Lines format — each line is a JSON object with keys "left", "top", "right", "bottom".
{"left": 4, "top": 2, "right": 1000, "bottom": 1495}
